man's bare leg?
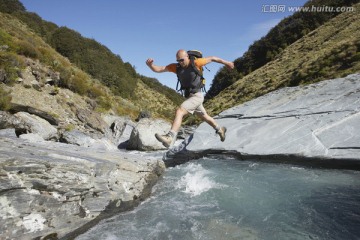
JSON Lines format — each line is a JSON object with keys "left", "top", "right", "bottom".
{"left": 196, "top": 112, "right": 227, "bottom": 141}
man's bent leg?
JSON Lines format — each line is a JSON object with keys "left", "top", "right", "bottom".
{"left": 196, "top": 112, "right": 217, "bottom": 129}
{"left": 155, "top": 107, "right": 188, "bottom": 148}
{"left": 196, "top": 112, "right": 227, "bottom": 142}
{"left": 171, "top": 106, "right": 188, "bottom": 133}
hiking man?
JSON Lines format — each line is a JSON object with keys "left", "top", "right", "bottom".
{"left": 146, "top": 49, "right": 234, "bottom": 148}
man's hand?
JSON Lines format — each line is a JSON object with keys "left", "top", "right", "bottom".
{"left": 226, "top": 61, "right": 234, "bottom": 70}
{"left": 146, "top": 58, "right": 154, "bottom": 67}
{"left": 206, "top": 56, "right": 235, "bottom": 70}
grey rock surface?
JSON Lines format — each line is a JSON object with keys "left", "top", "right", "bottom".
{"left": 127, "top": 118, "right": 171, "bottom": 151}
{"left": 168, "top": 74, "right": 360, "bottom": 168}
{"left": 9, "top": 104, "right": 59, "bottom": 125}
{"left": 14, "top": 112, "right": 58, "bottom": 141}
{"left": 102, "top": 115, "right": 136, "bottom": 148}
{"left": 61, "top": 129, "right": 97, "bottom": 147}
{"left": 0, "top": 111, "right": 25, "bottom": 130}
{"left": 0, "top": 134, "right": 165, "bottom": 240}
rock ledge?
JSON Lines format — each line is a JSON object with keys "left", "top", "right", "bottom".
{"left": 0, "top": 132, "right": 165, "bottom": 240}
{"left": 166, "top": 73, "right": 360, "bottom": 169}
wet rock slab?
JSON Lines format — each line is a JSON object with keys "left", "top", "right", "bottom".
{"left": 0, "top": 132, "right": 165, "bottom": 239}
{"left": 169, "top": 74, "right": 360, "bottom": 168}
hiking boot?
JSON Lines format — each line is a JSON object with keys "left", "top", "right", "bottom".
{"left": 216, "top": 127, "right": 227, "bottom": 142}
{"left": 155, "top": 132, "right": 175, "bottom": 148}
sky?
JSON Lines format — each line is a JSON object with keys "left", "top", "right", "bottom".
{"left": 20, "top": 0, "right": 308, "bottom": 90}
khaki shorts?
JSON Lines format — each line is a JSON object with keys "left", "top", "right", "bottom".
{"left": 181, "top": 92, "right": 207, "bottom": 115}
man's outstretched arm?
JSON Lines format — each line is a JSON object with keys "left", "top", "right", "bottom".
{"left": 146, "top": 58, "right": 168, "bottom": 73}
{"left": 203, "top": 56, "right": 234, "bottom": 70}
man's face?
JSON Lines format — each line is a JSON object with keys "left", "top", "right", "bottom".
{"left": 176, "top": 52, "right": 189, "bottom": 67}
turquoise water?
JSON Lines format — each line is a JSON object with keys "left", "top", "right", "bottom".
{"left": 77, "top": 157, "right": 360, "bottom": 240}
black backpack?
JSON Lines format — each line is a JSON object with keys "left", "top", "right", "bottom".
{"left": 176, "top": 50, "right": 208, "bottom": 97}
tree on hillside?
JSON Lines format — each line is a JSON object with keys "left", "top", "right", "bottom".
{"left": 13, "top": 12, "right": 58, "bottom": 42}
{"left": 0, "top": 0, "right": 25, "bottom": 14}
{"left": 50, "top": 27, "right": 138, "bottom": 98}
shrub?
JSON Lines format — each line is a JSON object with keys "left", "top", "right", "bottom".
{"left": 0, "top": 52, "right": 23, "bottom": 84}
{"left": 70, "top": 70, "right": 89, "bottom": 95}
{"left": 0, "top": 29, "right": 13, "bottom": 47}
{"left": 38, "top": 46, "right": 56, "bottom": 66}
{"left": 64, "top": 124, "right": 75, "bottom": 132}
{"left": 0, "top": 85, "right": 12, "bottom": 110}
{"left": 88, "top": 84, "right": 106, "bottom": 98}
{"left": 15, "top": 39, "right": 39, "bottom": 58}
{"left": 57, "top": 65, "right": 72, "bottom": 89}
{"left": 96, "top": 96, "right": 112, "bottom": 112}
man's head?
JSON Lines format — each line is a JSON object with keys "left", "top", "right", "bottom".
{"left": 176, "top": 49, "right": 190, "bottom": 67}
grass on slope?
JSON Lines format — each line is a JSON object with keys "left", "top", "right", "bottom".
{"left": 133, "top": 79, "right": 181, "bottom": 120}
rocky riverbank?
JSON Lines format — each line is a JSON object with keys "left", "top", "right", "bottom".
{"left": 0, "top": 129, "right": 165, "bottom": 240}
{"left": 1, "top": 73, "right": 360, "bottom": 239}
{"left": 0, "top": 62, "right": 176, "bottom": 239}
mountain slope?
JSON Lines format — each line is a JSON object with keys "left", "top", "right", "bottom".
{"left": 8, "top": 3, "right": 183, "bottom": 106}
{"left": 205, "top": 4, "right": 360, "bottom": 116}
{"left": 206, "top": 0, "right": 360, "bottom": 100}
{"left": 0, "top": 0, "right": 183, "bottom": 121}
{"left": 0, "top": 11, "right": 181, "bottom": 124}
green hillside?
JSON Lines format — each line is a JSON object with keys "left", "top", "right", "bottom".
{"left": 0, "top": 0, "right": 183, "bottom": 120}
{"left": 205, "top": 3, "right": 360, "bottom": 115}
{"left": 0, "top": 11, "right": 132, "bottom": 115}
{"left": 206, "top": 0, "right": 360, "bottom": 100}
{"left": 11, "top": 7, "right": 183, "bottom": 104}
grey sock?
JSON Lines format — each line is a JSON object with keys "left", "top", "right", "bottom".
{"left": 169, "top": 130, "right": 177, "bottom": 138}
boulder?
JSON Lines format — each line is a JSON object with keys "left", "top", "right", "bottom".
{"left": 31, "top": 80, "right": 41, "bottom": 91}
{"left": 10, "top": 104, "right": 59, "bottom": 125}
{"left": 0, "top": 111, "right": 23, "bottom": 129}
{"left": 76, "top": 108, "right": 107, "bottom": 134}
{"left": 110, "top": 118, "right": 132, "bottom": 139}
{"left": 61, "top": 130, "right": 97, "bottom": 147}
{"left": 127, "top": 118, "right": 171, "bottom": 151}
{"left": 61, "top": 130, "right": 118, "bottom": 151}
{"left": 117, "top": 124, "right": 135, "bottom": 149}
{"left": 14, "top": 112, "right": 58, "bottom": 141}
{"left": 105, "top": 116, "right": 135, "bottom": 142}
{"left": 0, "top": 111, "right": 34, "bottom": 137}
{"left": 21, "top": 66, "right": 37, "bottom": 88}
{"left": 135, "top": 110, "right": 152, "bottom": 122}
{"left": 0, "top": 128, "right": 17, "bottom": 138}
{"left": 101, "top": 114, "right": 136, "bottom": 149}
{"left": 19, "top": 133, "right": 45, "bottom": 142}
{"left": 167, "top": 73, "right": 360, "bottom": 169}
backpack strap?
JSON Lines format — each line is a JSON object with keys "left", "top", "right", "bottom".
{"left": 175, "top": 64, "right": 185, "bottom": 96}
{"left": 189, "top": 56, "right": 204, "bottom": 80}
{"left": 189, "top": 58, "right": 207, "bottom": 94}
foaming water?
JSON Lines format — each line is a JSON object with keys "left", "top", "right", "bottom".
{"left": 76, "top": 157, "right": 360, "bottom": 240}
{"left": 176, "top": 163, "right": 223, "bottom": 196}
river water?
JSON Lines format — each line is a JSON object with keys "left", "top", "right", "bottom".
{"left": 76, "top": 157, "right": 360, "bottom": 240}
